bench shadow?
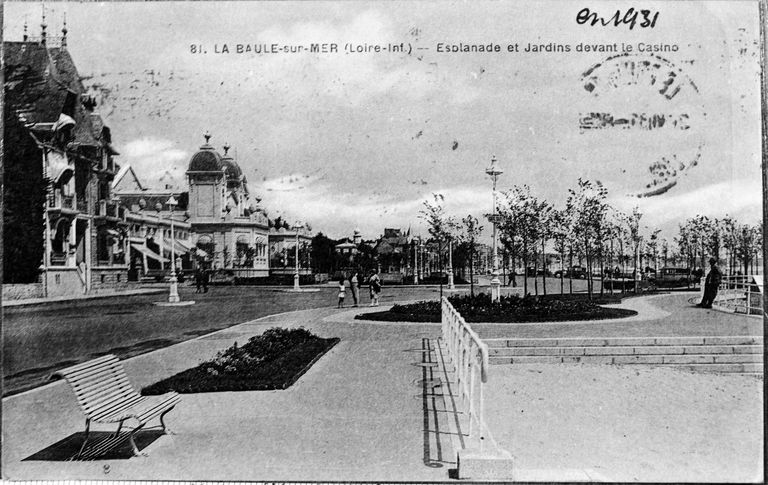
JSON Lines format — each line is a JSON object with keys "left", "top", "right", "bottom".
{"left": 23, "top": 430, "right": 164, "bottom": 461}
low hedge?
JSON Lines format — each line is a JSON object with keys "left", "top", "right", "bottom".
{"left": 141, "top": 327, "right": 338, "bottom": 394}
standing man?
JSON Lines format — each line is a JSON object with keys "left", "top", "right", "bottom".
{"left": 350, "top": 271, "right": 360, "bottom": 307}
{"left": 698, "top": 257, "right": 722, "bottom": 308}
{"left": 369, "top": 270, "right": 381, "bottom": 307}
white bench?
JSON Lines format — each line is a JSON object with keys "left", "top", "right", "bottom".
{"left": 53, "top": 354, "right": 181, "bottom": 459}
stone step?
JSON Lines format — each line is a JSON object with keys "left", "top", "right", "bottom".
{"left": 487, "top": 359, "right": 763, "bottom": 373}
{"left": 489, "top": 344, "right": 763, "bottom": 357}
{"left": 489, "top": 353, "right": 763, "bottom": 366}
{"left": 484, "top": 336, "right": 764, "bottom": 348}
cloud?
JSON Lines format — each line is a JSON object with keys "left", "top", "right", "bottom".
{"left": 257, "top": 175, "right": 490, "bottom": 238}
{"left": 610, "top": 178, "right": 762, "bottom": 228}
{"left": 122, "top": 137, "right": 189, "bottom": 189}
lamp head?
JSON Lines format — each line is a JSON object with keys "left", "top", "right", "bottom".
{"left": 485, "top": 155, "right": 503, "bottom": 177}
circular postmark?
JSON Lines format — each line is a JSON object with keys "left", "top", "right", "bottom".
{"left": 579, "top": 53, "right": 706, "bottom": 198}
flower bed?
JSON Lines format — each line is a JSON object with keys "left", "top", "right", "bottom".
{"left": 141, "top": 327, "right": 338, "bottom": 394}
{"left": 355, "top": 293, "right": 637, "bottom": 323}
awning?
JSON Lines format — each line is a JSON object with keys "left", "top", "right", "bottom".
{"left": 163, "top": 238, "right": 190, "bottom": 255}
{"left": 130, "top": 244, "right": 169, "bottom": 263}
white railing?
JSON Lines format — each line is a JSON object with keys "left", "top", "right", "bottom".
{"left": 715, "top": 275, "right": 764, "bottom": 315}
{"left": 440, "top": 296, "right": 495, "bottom": 451}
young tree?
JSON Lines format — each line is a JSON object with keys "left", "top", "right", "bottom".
{"left": 420, "top": 193, "right": 456, "bottom": 297}
{"left": 566, "top": 179, "right": 609, "bottom": 299}
{"left": 458, "top": 214, "right": 484, "bottom": 297}
{"left": 623, "top": 207, "right": 643, "bottom": 294}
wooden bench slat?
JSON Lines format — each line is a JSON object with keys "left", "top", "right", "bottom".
{"left": 63, "top": 361, "right": 125, "bottom": 382}
{"left": 56, "top": 355, "right": 119, "bottom": 377}
{"left": 75, "top": 375, "right": 134, "bottom": 401}
{"left": 133, "top": 393, "right": 181, "bottom": 421}
{"left": 83, "top": 389, "right": 141, "bottom": 415}
{"left": 81, "top": 386, "right": 138, "bottom": 413}
{"left": 91, "top": 395, "right": 146, "bottom": 422}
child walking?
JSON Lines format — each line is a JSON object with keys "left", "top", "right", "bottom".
{"left": 337, "top": 278, "right": 346, "bottom": 308}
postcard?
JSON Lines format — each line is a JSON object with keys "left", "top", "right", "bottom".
{"left": 2, "top": 1, "right": 764, "bottom": 482}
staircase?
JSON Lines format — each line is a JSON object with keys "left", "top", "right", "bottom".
{"left": 485, "top": 336, "right": 763, "bottom": 375}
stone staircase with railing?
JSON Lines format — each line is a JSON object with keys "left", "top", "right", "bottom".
{"left": 485, "top": 335, "right": 763, "bottom": 375}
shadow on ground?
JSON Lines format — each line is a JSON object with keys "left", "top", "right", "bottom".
{"left": 23, "top": 430, "right": 164, "bottom": 461}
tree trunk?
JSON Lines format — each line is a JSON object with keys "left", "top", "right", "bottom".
{"left": 470, "top": 244, "right": 475, "bottom": 298}
{"left": 523, "top": 239, "right": 529, "bottom": 296}
{"left": 541, "top": 238, "right": 547, "bottom": 296}
{"left": 569, "top": 248, "right": 574, "bottom": 294}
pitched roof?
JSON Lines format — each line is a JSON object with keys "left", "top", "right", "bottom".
{"left": 3, "top": 41, "right": 98, "bottom": 147}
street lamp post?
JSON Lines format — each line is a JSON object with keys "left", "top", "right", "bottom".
{"left": 167, "top": 196, "right": 180, "bottom": 303}
{"left": 447, "top": 237, "right": 455, "bottom": 290}
{"left": 293, "top": 222, "right": 303, "bottom": 290}
{"left": 414, "top": 238, "right": 420, "bottom": 284}
{"left": 486, "top": 156, "right": 503, "bottom": 302}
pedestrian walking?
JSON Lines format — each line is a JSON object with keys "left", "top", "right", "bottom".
{"left": 350, "top": 271, "right": 360, "bottom": 307}
{"left": 369, "top": 271, "right": 381, "bottom": 307}
{"left": 337, "top": 278, "right": 346, "bottom": 308}
{"left": 194, "top": 267, "right": 203, "bottom": 293}
{"left": 698, "top": 257, "right": 722, "bottom": 308}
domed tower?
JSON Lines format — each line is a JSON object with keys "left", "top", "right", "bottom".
{"left": 220, "top": 143, "right": 249, "bottom": 216}
{"left": 186, "top": 132, "right": 224, "bottom": 221}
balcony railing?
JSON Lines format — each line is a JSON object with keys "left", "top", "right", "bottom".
{"left": 48, "top": 190, "right": 76, "bottom": 211}
{"left": 50, "top": 252, "right": 67, "bottom": 266}
{"left": 97, "top": 200, "right": 119, "bottom": 218}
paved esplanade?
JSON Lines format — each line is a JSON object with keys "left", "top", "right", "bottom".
{"left": 2, "top": 293, "right": 763, "bottom": 481}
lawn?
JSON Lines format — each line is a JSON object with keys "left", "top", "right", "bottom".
{"left": 142, "top": 327, "right": 339, "bottom": 394}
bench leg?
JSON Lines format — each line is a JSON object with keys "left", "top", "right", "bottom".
{"left": 113, "top": 419, "right": 124, "bottom": 437}
{"left": 128, "top": 425, "right": 148, "bottom": 457}
{"left": 76, "top": 419, "right": 91, "bottom": 458}
{"left": 159, "top": 407, "right": 176, "bottom": 435}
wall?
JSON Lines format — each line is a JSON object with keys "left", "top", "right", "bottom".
{"left": 91, "top": 267, "right": 130, "bottom": 293}
{"left": 45, "top": 269, "right": 85, "bottom": 298}
{"left": 2, "top": 283, "right": 44, "bottom": 301}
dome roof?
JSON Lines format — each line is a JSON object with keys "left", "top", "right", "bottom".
{"left": 221, "top": 157, "right": 242, "bottom": 181}
{"left": 188, "top": 145, "right": 222, "bottom": 172}
{"left": 188, "top": 134, "right": 223, "bottom": 172}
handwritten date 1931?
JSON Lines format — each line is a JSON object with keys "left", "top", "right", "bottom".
{"left": 576, "top": 8, "right": 659, "bottom": 30}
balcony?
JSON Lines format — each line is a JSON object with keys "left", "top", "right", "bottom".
{"left": 50, "top": 252, "right": 68, "bottom": 266}
{"left": 48, "top": 190, "right": 79, "bottom": 216}
{"left": 95, "top": 200, "right": 121, "bottom": 221}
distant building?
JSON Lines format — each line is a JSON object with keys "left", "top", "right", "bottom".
{"left": 268, "top": 221, "right": 313, "bottom": 277}
{"left": 373, "top": 228, "right": 412, "bottom": 282}
{"left": 3, "top": 29, "right": 129, "bottom": 298}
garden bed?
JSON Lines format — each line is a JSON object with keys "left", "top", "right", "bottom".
{"left": 141, "top": 328, "right": 338, "bottom": 394}
{"left": 355, "top": 293, "right": 637, "bottom": 323}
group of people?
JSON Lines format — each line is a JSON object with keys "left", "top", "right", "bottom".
{"left": 337, "top": 270, "right": 381, "bottom": 308}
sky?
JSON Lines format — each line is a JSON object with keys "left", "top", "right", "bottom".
{"left": 4, "top": 1, "right": 763, "bottom": 241}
